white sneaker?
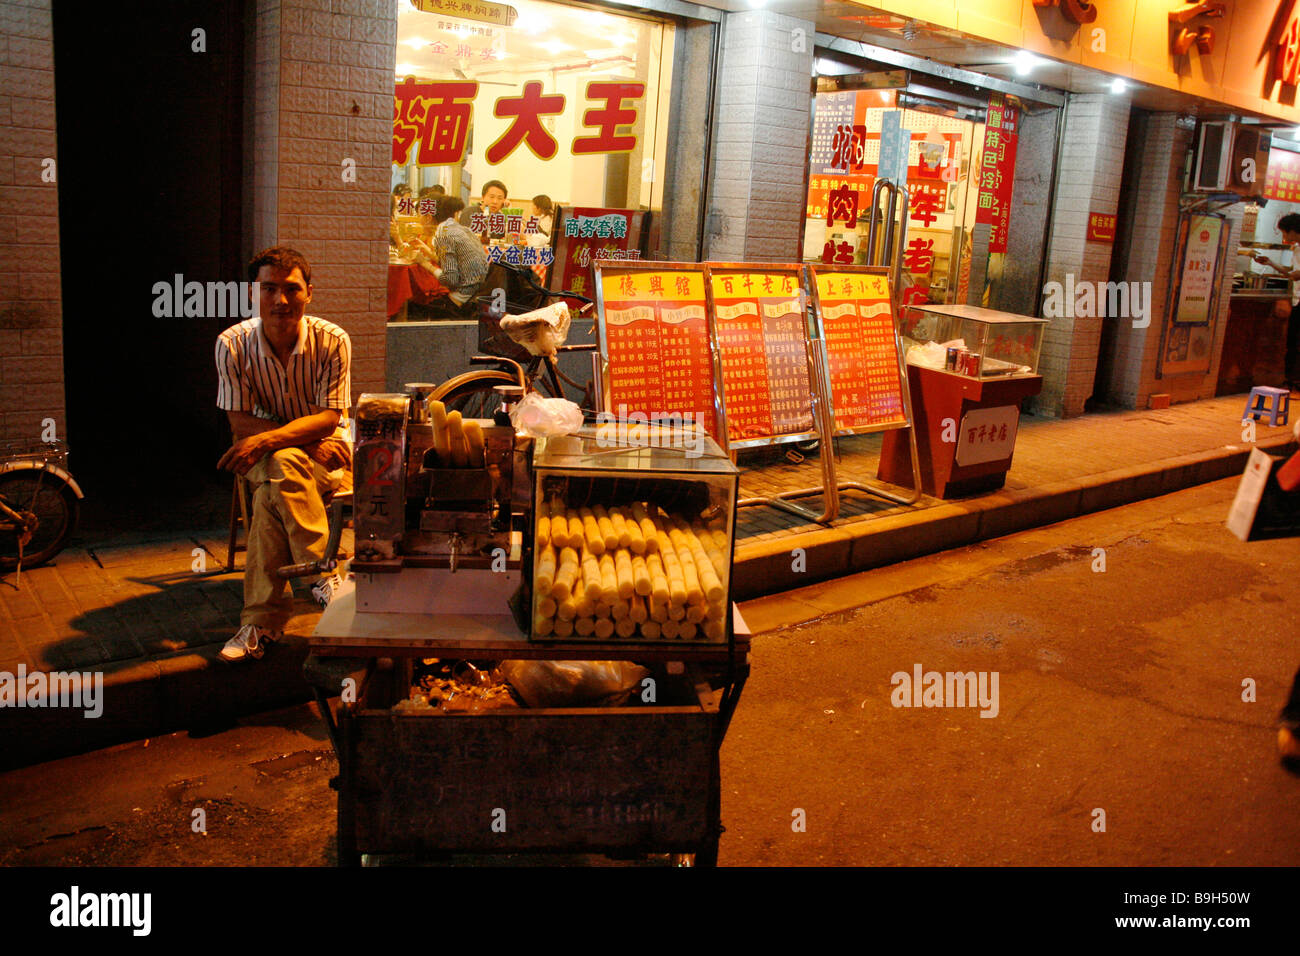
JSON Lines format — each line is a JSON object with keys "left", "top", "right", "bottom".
{"left": 220, "top": 624, "right": 280, "bottom": 663}
{"left": 311, "top": 571, "right": 348, "bottom": 609}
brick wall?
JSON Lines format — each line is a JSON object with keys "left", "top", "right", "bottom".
{"left": 1036, "top": 93, "right": 1131, "bottom": 418}
{"left": 0, "top": 0, "right": 62, "bottom": 443}
{"left": 704, "top": 9, "right": 812, "bottom": 262}
{"left": 247, "top": 0, "right": 393, "bottom": 399}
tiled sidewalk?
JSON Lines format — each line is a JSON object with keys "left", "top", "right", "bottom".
{"left": 0, "top": 392, "right": 1294, "bottom": 766}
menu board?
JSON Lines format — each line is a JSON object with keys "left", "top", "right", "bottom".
{"left": 813, "top": 270, "right": 907, "bottom": 433}
{"left": 708, "top": 270, "right": 814, "bottom": 445}
{"left": 597, "top": 267, "right": 719, "bottom": 441}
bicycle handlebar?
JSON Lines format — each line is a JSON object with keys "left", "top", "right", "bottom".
{"left": 495, "top": 259, "right": 595, "bottom": 308}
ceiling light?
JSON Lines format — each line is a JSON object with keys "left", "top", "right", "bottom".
{"left": 1110, "top": 78, "right": 1128, "bottom": 94}
{"left": 539, "top": 40, "right": 572, "bottom": 55}
{"left": 401, "top": 37, "right": 427, "bottom": 49}
{"left": 1012, "top": 50, "right": 1045, "bottom": 76}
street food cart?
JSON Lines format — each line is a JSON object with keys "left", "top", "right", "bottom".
{"left": 306, "top": 391, "right": 748, "bottom": 866}
{"left": 880, "top": 304, "right": 1046, "bottom": 498}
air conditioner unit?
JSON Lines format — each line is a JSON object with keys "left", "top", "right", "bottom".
{"left": 1194, "top": 121, "right": 1271, "bottom": 195}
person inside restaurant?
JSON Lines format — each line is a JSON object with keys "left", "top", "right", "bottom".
{"left": 405, "top": 195, "right": 489, "bottom": 318}
{"left": 527, "top": 194, "right": 554, "bottom": 248}
{"left": 460, "top": 179, "right": 510, "bottom": 243}
{"left": 1253, "top": 211, "right": 1300, "bottom": 389}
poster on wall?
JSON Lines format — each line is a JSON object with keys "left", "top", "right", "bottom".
{"left": 552, "top": 208, "right": 645, "bottom": 300}
{"left": 1159, "top": 211, "right": 1230, "bottom": 377}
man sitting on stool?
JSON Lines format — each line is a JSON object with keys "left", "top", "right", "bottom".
{"left": 215, "top": 247, "right": 352, "bottom": 663}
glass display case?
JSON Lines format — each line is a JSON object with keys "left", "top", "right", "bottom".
{"left": 529, "top": 427, "right": 739, "bottom": 644}
{"left": 905, "top": 304, "right": 1047, "bottom": 379}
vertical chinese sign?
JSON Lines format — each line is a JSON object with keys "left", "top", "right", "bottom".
{"left": 554, "top": 208, "right": 644, "bottom": 300}
{"left": 974, "top": 94, "right": 1019, "bottom": 254}
{"left": 708, "top": 270, "right": 814, "bottom": 444}
{"left": 597, "top": 268, "right": 720, "bottom": 441}
{"left": 807, "top": 90, "right": 885, "bottom": 266}
{"left": 813, "top": 270, "right": 906, "bottom": 432}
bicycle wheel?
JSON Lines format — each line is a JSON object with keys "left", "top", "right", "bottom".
{"left": 430, "top": 370, "right": 520, "bottom": 420}
{"left": 0, "top": 471, "right": 80, "bottom": 570}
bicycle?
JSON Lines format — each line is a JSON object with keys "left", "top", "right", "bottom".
{"left": 430, "top": 261, "right": 599, "bottom": 419}
{"left": 0, "top": 438, "right": 83, "bottom": 573}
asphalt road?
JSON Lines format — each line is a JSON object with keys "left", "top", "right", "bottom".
{"left": 0, "top": 476, "right": 1296, "bottom": 868}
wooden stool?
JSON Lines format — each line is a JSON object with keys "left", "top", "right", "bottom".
{"left": 1244, "top": 386, "right": 1290, "bottom": 427}
{"left": 225, "top": 475, "right": 251, "bottom": 571}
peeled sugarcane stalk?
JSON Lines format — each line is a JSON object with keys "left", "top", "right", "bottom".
{"left": 668, "top": 603, "right": 686, "bottom": 621}
{"left": 551, "top": 546, "right": 579, "bottom": 600}
{"left": 667, "top": 528, "right": 704, "bottom": 605}
{"left": 593, "top": 505, "right": 618, "bottom": 552}
{"left": 537, "top": 595, "right": 557, "bottom": 619}
{"left": 609, "top": 508, "right": 631, "bottom": 549}
{"left": 646, "top": 553, "right": 670, "bottom": 604}
{"left": 536, "top": 500, "right": 551, "bottom": 549}
{"left": 579, "top": 507, "right": 605, "bottom": 555}
{"left": 685, "top": 603, "right": 707, "bottom": 623}
{"left": 566, "top": 510, "right": 585, "bottom": 551}
{"left": 553, "top": 618, "right": 574, "bottom": 638}
{"left": 611, "top": 598, "right": 630, "bottom": 620}
{"left": 678, "top": 621, "right": 698, "bottom": 640}
{"left": 429, "top": 400, "right": 451, "bottom": 464}
{"left": 594, "top": 601, "right": 612, "bottom": 619}
{"left": 629, "top": 594, "right": 648, "bottom": 623}
{"left": 630, "top": 502, "right": 658, "bottom": 553}
{"left": 674, "top": 519, "right": 724, "bottom": 603}
{"left": 630, "top": 554, "right": 651, "bottom": 597}
{"left": 548, "top": 498, "right": 569, "bottom": 547}
{"left": 615, "top": 617, "right": 638, "bottom": 639}
{"left": 649, "top": 597, "right": 669, "bottom": 623}
{"left": 534, "top": 615, "right": 554, "bottom": 637}
{"left": 535, "top": 544, "right": 556, "bottom": 593}
{"left": 580, "top": 550, "right": 602, "bottom": 602}
{"left": 704, "top": 618, "right": 725, "bottom": 640}
{"left": 654, "top": 528, "right": 688, "bottom": 605}
{"left": 640, "top": 620, "right": 662, "bottom": 640}
{"left": 575, "top": 591, "right": 596, "bottom": 619}
{"left": 445, "top": 410, "right": 469, "bottom": 468}
{"left": 598, "top": 554, "right": 619, "bottom": 604}
{"left": 574, "top": 616, "right": 596, "bottom": 637}
{"left": 594, "top": 618, "right": 615, "bottom": 639}
{"left": 661, "top": 619, "right": 680, "bottom": 640}
{"left": 614, "top": 548, "right": 635, "bottom": 599}
{"left": 463, "top": 419, "right": 485, "bottom": 467}
{"left": 557, "top": 593, "right": 578, "bottom": 621}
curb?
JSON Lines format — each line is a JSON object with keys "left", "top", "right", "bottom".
{"left": 730, "top": 436, "right": 1297, "bottom": 601}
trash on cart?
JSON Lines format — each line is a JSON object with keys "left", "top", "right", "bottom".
{"left": 500, "top": 659, "right": 651, "bottom": 708}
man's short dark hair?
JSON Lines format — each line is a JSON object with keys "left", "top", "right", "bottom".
{"left": 248, "top": 246, "right": 311, "bottom": 284}
{"left": 1279, "top": 213, "right": 1300, "bottom": 234}
{"left": 481, "top": 180, "right": 507, "bottom": 199}
{"left": 434, "top": 196, "right": 465, "bottom": 224}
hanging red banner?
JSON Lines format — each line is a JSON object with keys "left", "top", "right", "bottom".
{"left": 974, "top": 94, "right": 1019, "bottom": 254}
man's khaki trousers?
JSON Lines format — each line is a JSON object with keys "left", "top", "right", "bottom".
{"left": 242, "top": 448, "right": 347, "bottom": 630}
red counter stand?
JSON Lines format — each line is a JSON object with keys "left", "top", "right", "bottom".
{"left": 878, "top": 364, "right": 1042, "bottom": 498}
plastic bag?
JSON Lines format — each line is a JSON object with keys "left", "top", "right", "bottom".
{"left": 510, "top": 391, "right": 584, "bottom": 437}
{"left": 905, "top": 338, "right": 966, "bottom": 369}
{"left": 500, "top": 301, "right": 572, "bottom": 356}
{"left": 499, "top": 660, "right": 652, "bottom": 708}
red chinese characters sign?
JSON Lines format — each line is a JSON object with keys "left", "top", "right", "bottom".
{"left": 393, "top": 78, "right": 646, "bottom": 167}
{"left": 709, "top": 271, "right": 814, "bottom": 443}
{"left": 1086, "top": 212, "right": 1117, "bottom": 243}
{"left": 1277, "top": 6, "right": 1300, "bottom": 86}
{"left": 554, "top": 208, "right": 642, "bottom": 300}
{"left": 598, "top": 270, "right": 720, "bottom": 441}
{"left": 814, "top": 271, "right": 906, "bottom": 432}
{"left": 974, "top": 95, "right": 1019, "bottom": 254}
{"left": 1265, "top": 147, "right": 1300, "bottom": 203}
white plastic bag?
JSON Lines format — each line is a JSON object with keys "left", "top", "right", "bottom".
{"left": 500, "top": 660, "right": 652, "bottom": 708}
{"left": 509, "top": 391, "right": 584, "bottom": 437}
{"left": 500, "top": 301, "right": 572, "bottom": 356}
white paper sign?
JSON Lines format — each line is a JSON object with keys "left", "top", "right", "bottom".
{"left": 954, "top": 405, "right": 1019, "bottom": 466}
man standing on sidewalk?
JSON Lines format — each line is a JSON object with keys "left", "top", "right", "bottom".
{"left": 214, "top": 247, "right": 352, "bottom": 663}
{"left": 1252, "top": 212, "right": 1300, "bottom": 389}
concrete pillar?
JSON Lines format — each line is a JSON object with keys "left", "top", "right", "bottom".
{"left": 244, "top": 0, "right": 393, "bottom": 397}
{"left": 703, "top": 9, "right": 813, "bottom": 261}
{"left": 0, "top": 0, "right": 64, "bottom": 443}
{"left": 1036, "top": 92, "right": 1131, "bottom": 418}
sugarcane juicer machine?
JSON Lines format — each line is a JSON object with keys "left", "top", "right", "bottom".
{"left": 349, "top": 387, "right": 528, "bottom": 616}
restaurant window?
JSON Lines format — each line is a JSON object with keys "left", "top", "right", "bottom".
{"left": 388, "top": 0, "right": 674, "bottom": 322}
{"left": 805, "top": 72, "right": 1028, "bottom": 334}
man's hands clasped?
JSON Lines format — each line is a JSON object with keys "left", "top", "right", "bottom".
{"left": 217, "top": 435, "right": 352, "bottom": 475}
